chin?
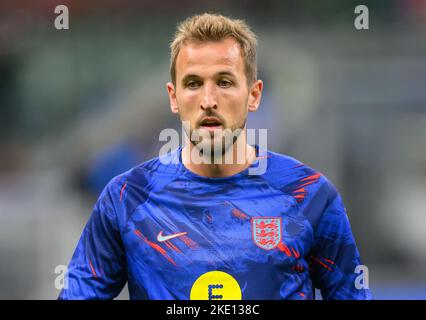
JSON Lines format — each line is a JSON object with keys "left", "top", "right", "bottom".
{"left": 192, "top": 139, "right": 230, "bottom": 158}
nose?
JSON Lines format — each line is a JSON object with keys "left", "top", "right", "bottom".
{"left": 200, "top": 82, "right": 218, "bottom": 110}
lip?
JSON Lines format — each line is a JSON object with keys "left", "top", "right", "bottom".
{"left": 199, "top": 125, "right": 222, "bottom": 132}
{"left": 198, "top": 116, "right": 223, "bottom": 133}
{"left": 199, "top": 117, "right": 222, "bottom": 126}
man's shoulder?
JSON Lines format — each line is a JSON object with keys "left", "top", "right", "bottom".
{"left": 264, "top": 149, "right": 336, "bottom": 194}
{"left": 265, "top": 149, "right": 306, "bottom": 170}
{"left": 265, "top": 149, "right": 319, "bottom": 179}
{"left": 264, "top": 150, "right": 340, "bottom": 223}
{"left": 101, "top": 148, "right": 182, "bottom": 199}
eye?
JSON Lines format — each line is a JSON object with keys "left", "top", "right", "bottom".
{"left": 186, "top": 80, "right": 201, "bottom": 89}
{"left": 218, "top": 79, "right": 232, "bottom": 88}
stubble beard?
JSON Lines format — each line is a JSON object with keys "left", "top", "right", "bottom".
{"left": 188, "top": 119, "right": 247, "bottom": 163}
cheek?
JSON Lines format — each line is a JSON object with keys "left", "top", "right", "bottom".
{"left": 176, "top": 92, "right": 200, "bottom": 116}
{"left": 220, "top": 91, "right": 249, "bottom": 116}
{"left": 177, "top": 103, "right": 204, "bottom": 129}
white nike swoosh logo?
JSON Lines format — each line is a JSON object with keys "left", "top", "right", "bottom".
{"left": 157, "top": 231, "right": 187, "bottom": 242}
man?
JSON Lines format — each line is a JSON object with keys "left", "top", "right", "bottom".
{"left": 59, "top": 13, "right": 372, "bottom": 300}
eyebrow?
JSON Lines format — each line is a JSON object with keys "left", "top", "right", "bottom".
{"left": 181, "top": 71, "right": 237, "bottom": 83}
{"left": 181, "top": 74, "right": 200, "bottom": 82}
{"left": 216, "top": 71, "right": 236, "bottom": 77}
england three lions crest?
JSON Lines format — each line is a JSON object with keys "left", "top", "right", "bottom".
{"left": 251, "top": 217, "right": 282, "bottom": 250}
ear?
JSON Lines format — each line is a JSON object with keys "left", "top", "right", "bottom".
{"left": 248, "top": 79, "right": 263, "bottom": 112}
{"left": 167, "top": 82, "right": 179, "bottom": 114}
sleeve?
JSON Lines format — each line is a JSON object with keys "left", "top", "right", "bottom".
{"left": 309, "top": 185, "right": 373, "bottom": 300}
{"left": 58, "top": 184, "right": 127, "bottom": 300}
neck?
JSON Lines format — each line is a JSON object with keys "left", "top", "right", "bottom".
{"left": 182, "top": 133, "right": 257, "bottom": 178}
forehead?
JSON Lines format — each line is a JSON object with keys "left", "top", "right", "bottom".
{"left": 175, "top": 37, "right": 245, "bottom": 78}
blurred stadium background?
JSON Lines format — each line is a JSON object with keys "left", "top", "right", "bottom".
{"left": 0, "top": 0, "right": 425, "bottom": 299}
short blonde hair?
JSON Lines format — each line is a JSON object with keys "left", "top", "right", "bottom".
{"left": 170, "top": 13, "right": 258, "bottom": 86}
